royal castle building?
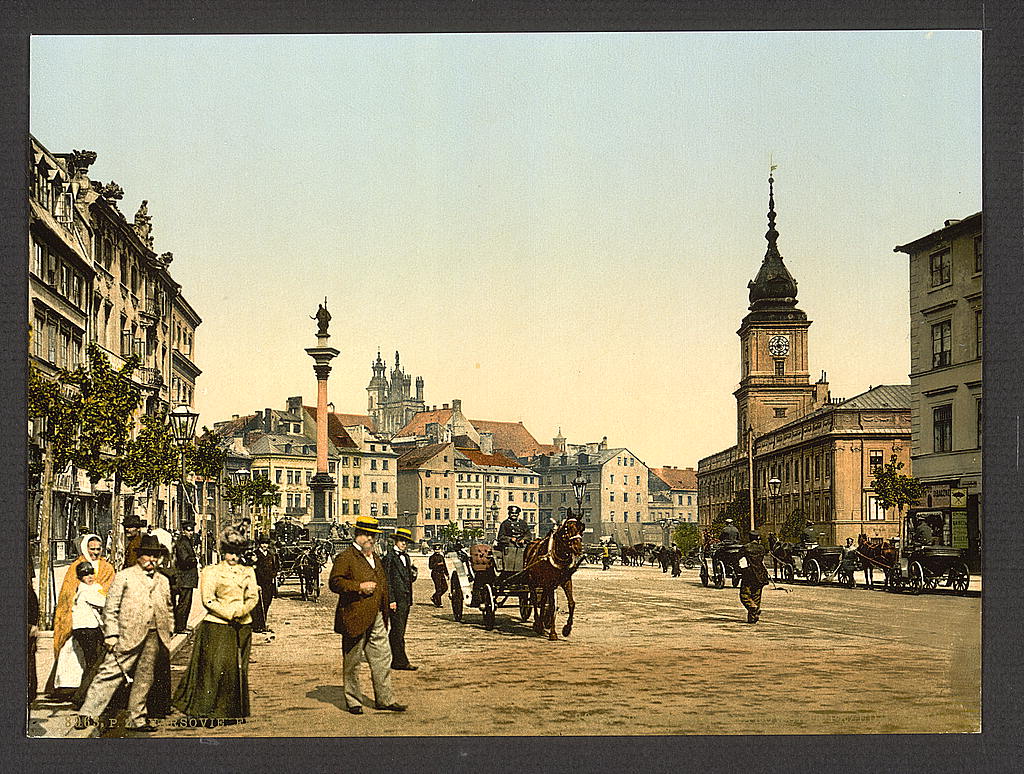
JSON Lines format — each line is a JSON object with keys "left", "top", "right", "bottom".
{"left": 697, "top": 175, "right": 912, "bottom": 545}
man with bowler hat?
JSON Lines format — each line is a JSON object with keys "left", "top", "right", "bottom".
{"left": 328, "top": 516, "right": 406, "bottom": 715}
{"left": 172, "top": 520, "right": 199, "bottom": 634}
{"left": 76, "top": 533, "right": 173, "bottom": 731}
{"left": 382, "top": 527, "right": 418, "bottom": 671}
{"left": 428, "top": 545, "right": 448, "bottom": 607}
{"left": 122, "top": 514, "right": 147, "bottom": 569}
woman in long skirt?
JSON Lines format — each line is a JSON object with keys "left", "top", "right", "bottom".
{"left": 173, "top": 527, "right": 259, "bottom": 719}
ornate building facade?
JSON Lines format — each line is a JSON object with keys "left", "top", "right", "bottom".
{"left": 366, "top": 350, "right": 426, "bottom": 438}
{"left": 697, "top": 175, "right": 911, "bottom": 545}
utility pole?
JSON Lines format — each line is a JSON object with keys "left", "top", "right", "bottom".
{"left": 747, "top": 425, "right": 755, "bottom": 534}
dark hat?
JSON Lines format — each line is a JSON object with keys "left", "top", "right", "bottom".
{"left": 393, "top": 527, "right": 413, "bottom": 542}
{"left": 180, "top": 520, "right": 196, "bottom": 530}
{"left": 123, "top": 514, "right": 146, "bottom": 528}
{"left": 136, "top": 534, "right": 167, "bottom": 556}
{"left": 354, "top": 515, "right": 382, "bottom": 534}
{"left": 507, "top": 505, "right": 522, "bottom": 517}
{"left": 749, "top": 531, "right": 761, "bottom": 540}
{"left": 76, "top": 562, "right": 96, "bottom": 578}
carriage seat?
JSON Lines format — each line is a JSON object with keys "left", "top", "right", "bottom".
{"left": 495, "top": 544, "right": 526, "bottom": 573}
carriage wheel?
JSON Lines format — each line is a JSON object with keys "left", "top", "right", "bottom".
{"left": 781, "top": 563, "right": 794, "bottom": 583}
{"left": 806, "top": 559, "right": 821, "bottom": 585}
{"left": 519, "top": 593, "right": 532, "bottom": 622}
{"left": 713, "top": 560, "right": 726, "bottom": 589}
{"left": 908, "top": 561, "right": 925, "bottom": 595}
{"left": 450, "top": 572, "right": 464, "bottom": 622}
{"left": 884, "top": 568, "right": 901, "bottom": 593}
{"left": 837, "top": 565, "right": 855, "bottom": 588}
{"left": 482, "top": 585, "right": 496, "bottom": 631}
{"left": 684, "top": 557, "right": 697, "bottom": 570}
{"left": 950, "top": 563, "right": 971, "bottom": 594}
{"left": 699, "top": 565, "right": 709, "bottom": 587}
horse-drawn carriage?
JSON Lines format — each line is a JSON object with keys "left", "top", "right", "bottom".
{"left": 447, "top": 516, "right": 586, "bottom": 640}
{"left": 880, "top": 543, "right": 971, "bottom": 595}
{"left": 698, "top": 541, "right": 743, "bottom": 588}
{"left": 449, "top": 543, "right": 534, "bottom": 631}
{"left": 769, "top": 541, "right": 855, "bottom": 587}
{"left": 268, "top": 519, "right": 324, "bottom": 600}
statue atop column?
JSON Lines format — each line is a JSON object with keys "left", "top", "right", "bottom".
{"left": 311, "top": 298, "right": 331, "bottom": 337}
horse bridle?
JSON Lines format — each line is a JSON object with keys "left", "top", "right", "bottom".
{"left": 545, "top": 518, "right": 584, "bottom": 571}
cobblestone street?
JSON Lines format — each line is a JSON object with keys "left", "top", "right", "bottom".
{"left": 134, "top": 555, "right": 980, "bottom": 738}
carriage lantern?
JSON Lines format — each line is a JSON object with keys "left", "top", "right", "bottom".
{"left": 767, "top": 476, "right": 781, "bottom": 498}
{"left": 168, "top": 404, "right": 200, "bottom": 444}
{"left": 572, "top": 469, "right": 588, "bottom": 511}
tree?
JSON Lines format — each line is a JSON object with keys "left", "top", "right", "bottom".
{"left": 778, "top": 509, "right": 806, "bottom": 544}
{"left": 437, "top": 521, "right": 463, "bottom": 546}
{"left": 870, "top": 454, "right": 924, "bottom": 532}
{"left": 672, "top": 523, "right": 701, "bottom": 554}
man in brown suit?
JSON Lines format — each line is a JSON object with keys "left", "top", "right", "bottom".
{"left": 328, "top": 516, "right": 406, "bottom": 715}
{"left": 122, "top": 514, "right": 146, "bottom": 569}
{"left": 76, "top": 534, "right": 173, "bottom": 732}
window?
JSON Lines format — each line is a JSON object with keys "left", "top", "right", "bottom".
{"left": 975, "top": 310, "right": 983, "bottom": 358}
{"left": 867, "top": 496, "right": 887, "bottom": 521}
{"left": 609, "top": 474, "right": 614, "bottom": 484}
{"left": 370, "top": 459, "right": 377, "bottom": 470}
{"left": 353, "top": 475, "right": 360, "bottom": 488}
{"left": 869, "top": 451, "right": 883, "bottom": 473}
{"left": 623, "top": 492, "right": 629, "bottom": 503}
{"left": 382, "top": 459, "right": 388, "bottom": 470}
{"left": 353, "top": 501, "right": 360, "bottom": 515}
{"left": 974, "top": 235, "right": 983, "bottom": 273}
{"left": 773, "top": 407, "right": 787, "bottom": 418}
{"left": 382, "top": 503, "right": 389, "bottom": 516}
{"left": 353, "top": 457, "right": 360, "bottom": 467}
{"left": 687, "top": 495, "right": 692, "bottom": 506}
{"left": 931, "top": 320, "right": 951, "bottom": 368}
{"left": 275, "top": 469, "right": 282, "bottom": 483}
{"left": 610, "top": 492, "right": 615, "bottom": 502}
{"left": 775, "top": 359, "right": 785, "bottom": 376}
{"left": 33, "top": 240, "right": 44, "bottom": 277}
{"left": 636, "top": 476, "right": 640, "bottom": 485}
{"left": 341, "top": 500, "right": 349, "bottom": 515}
{"left": 342, "top": 456, "right": 349, "bottom": 466}
{"left": 933, "top": 404, "right": 953, "bottom": 452}
{"left": 929, "top": 249, "right": 951, "bottom": 287}
{"left": 370, "top": 481, "right": 377, "bottom": 493}
{"left": 382, "top": 482, "right": 389, "bottom": 493}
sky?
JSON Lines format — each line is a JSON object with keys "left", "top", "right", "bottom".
{"left": 29, "top": 32, "right": 981, "bottom": 469}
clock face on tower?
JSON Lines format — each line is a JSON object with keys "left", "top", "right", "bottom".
{"left": 767, "top": 335, "right": 790, "bottom": 357}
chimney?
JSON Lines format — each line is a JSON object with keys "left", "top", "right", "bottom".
{"left": 479, "top": 432, "right": 494, "bottom": 455}
{"left": 231, "top": 414, "right": 239, "bottom": 420}
{"left": 452, "top": 399, "right": 461, "bottom": 414}
{"left": 264, "top": 408, "right": 273, "bottom": 433}
{"left": 287, "top": 396, "right": 302, "bottom": 414}
{"left": 600, "top": 436, "right": 608, "bottom": 451}
{"left": 443, "top": 403, "right": 449, "bottom": 410}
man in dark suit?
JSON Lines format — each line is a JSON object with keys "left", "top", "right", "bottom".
{"left": 252, "top": 537, "right": 280, "bottom": 633}
{"left": 328, "top": 516, "right": 406, "bottom": 715}
{"left": 172, "top": 520, "right": 199, "bottom": 634}
{"left": 122, "top": 514, "right": 146, "bottom": 569}
{"left": 719, "top": 518, "right": 740, "bottom": 544}
{"left": 428, "top": 547, "right": 448, "bottom": 607}
{"left": 382, "top": 527, "right": 417, "bottom": 671}
{"left": 738, "top": 531, "right": 771, "bottom": 624}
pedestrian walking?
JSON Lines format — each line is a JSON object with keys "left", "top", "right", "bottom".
{"left": 382, "top": 527, "right": 418, "bottom": 671}
{"left": 670, "top": 546, "right": 682, "bottom": 577}
{"left": 46, "top": 533, "right": 115, "bottom": 699}
{"left": 327, "top": 516, "right": 405, "bottom": 715}
{"left": 67, "top": 563, "right": 107, "bottom": 708}
{"left": 601, "top": 544, "right": 611, "bottom": 571}
{"left": 428, "top": 546, "right": 448, "bottom": 607}
{"left": 737, "top": 531, "right": 771, "bottom": 624}
{"left": 173, "top": 526, "right": 259, "bottom": 720}
{"left": 172, "top": 520, "right": 200, "bottom": 634}
{"left": 122, "top": 515, "right": 146, "bottom": 569}
{"left": 75, "top": 534, "right": 173, "bottom": 732}
{"left": 251, "top": 537, "right": 280, "bottom": 633}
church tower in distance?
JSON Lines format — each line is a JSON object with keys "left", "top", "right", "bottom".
{"left": 734, "top": 172, "right": 829, "bottom": 447}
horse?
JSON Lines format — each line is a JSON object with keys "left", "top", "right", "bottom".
{"left": 296, "top": 547, "right": 321, "bottom": 600}
{"left": 855, "top": 535, "right": 897, "bottom": 589}
{"left": 524, "top": 515, "right": 585, "bottom": 641}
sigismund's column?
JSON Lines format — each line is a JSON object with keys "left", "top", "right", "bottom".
{"left": 305, "top": 301, "right": 339, "bottom": 533}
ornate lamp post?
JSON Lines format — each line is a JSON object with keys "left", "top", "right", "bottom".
{"left": 768, "top": 476, "right": 781, "bottom": 532}
{"left": 168, "top": 404, "right": 199, "bottom": 530}
{"left": 571, "top": 469, "right": 588, "bottom": 519}
{"left": 488, "top": 494, "right": 499, "bottom": 541}
{"left": 305, "top": 300, "right": 339, "bottom": 537}
{"left": 232, "top": 467, "right": 251, "bottom": 539}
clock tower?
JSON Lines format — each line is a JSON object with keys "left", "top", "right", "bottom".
{"left": 734, "top": 173, "right": 828, "bottom": 446}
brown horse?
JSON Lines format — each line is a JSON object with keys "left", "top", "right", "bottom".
{"left": 855, "top": 534, "right": 898, "bottom": 588}
{"left": 524, "top": 516, "right": 585, "bottom": 640}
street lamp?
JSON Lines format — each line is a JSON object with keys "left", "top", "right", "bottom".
{"left": 572, "top": 469, "right": 588, "bottom": 519}
{"left": 767, "top": 476, "right": 782, "bottom": 531}
{"left": 232, "top": 467, "right": 251, "bottom": 537}
{"left": 168, "top": 404, "right": 199, "bottom": 531}
{"left": 488, "top": 496, "right": 499, "bottom": 541}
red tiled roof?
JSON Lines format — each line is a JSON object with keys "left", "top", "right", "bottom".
{"left": 397, "top": 443, "right": 450, "bottom": 470}
{"left": 211, "top": 414, "right": 257, "bottom": 438}
{"left": 458, "top": 449, "right": 525, "bottom": 469}
{"left": 651, "top": 467, "right": 697, "bottom": 490}
{"left": 304, "top": 405, "right": 377, "bottom": 432}
{"left": 469, "top": 419, "right": 545, "bottom": 456}
{"left": 394, "top": 409, "right": 453, "bottom": 438}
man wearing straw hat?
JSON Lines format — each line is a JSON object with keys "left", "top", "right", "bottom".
{"left": 382, "top": 527, "right": 418, "bottom": 671}
{"left": 328, "top": 516, "right": 406, "bottom": 715}
{"left": 75, "top": 533, "right": 173, "bottom": 732}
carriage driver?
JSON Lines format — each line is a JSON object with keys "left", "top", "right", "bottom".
{"left": 496, "top": 505, "right": 532, "bottom": 550}
{"left": 719, "top": 518, "right": 740, "bottom": 544}
{"left": 909, "top": 515, "right": 934, "bottom": 548}
{"left": 799, "top": 520, "right": 819, "bottom": 547}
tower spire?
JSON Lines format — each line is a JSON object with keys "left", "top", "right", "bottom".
{"left": 746, "top": 169, "right": 802, "bottom": 318}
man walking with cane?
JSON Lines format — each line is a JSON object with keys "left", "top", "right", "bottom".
{"left": 75, "top": 534, "right": 173, "bottom": 731}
